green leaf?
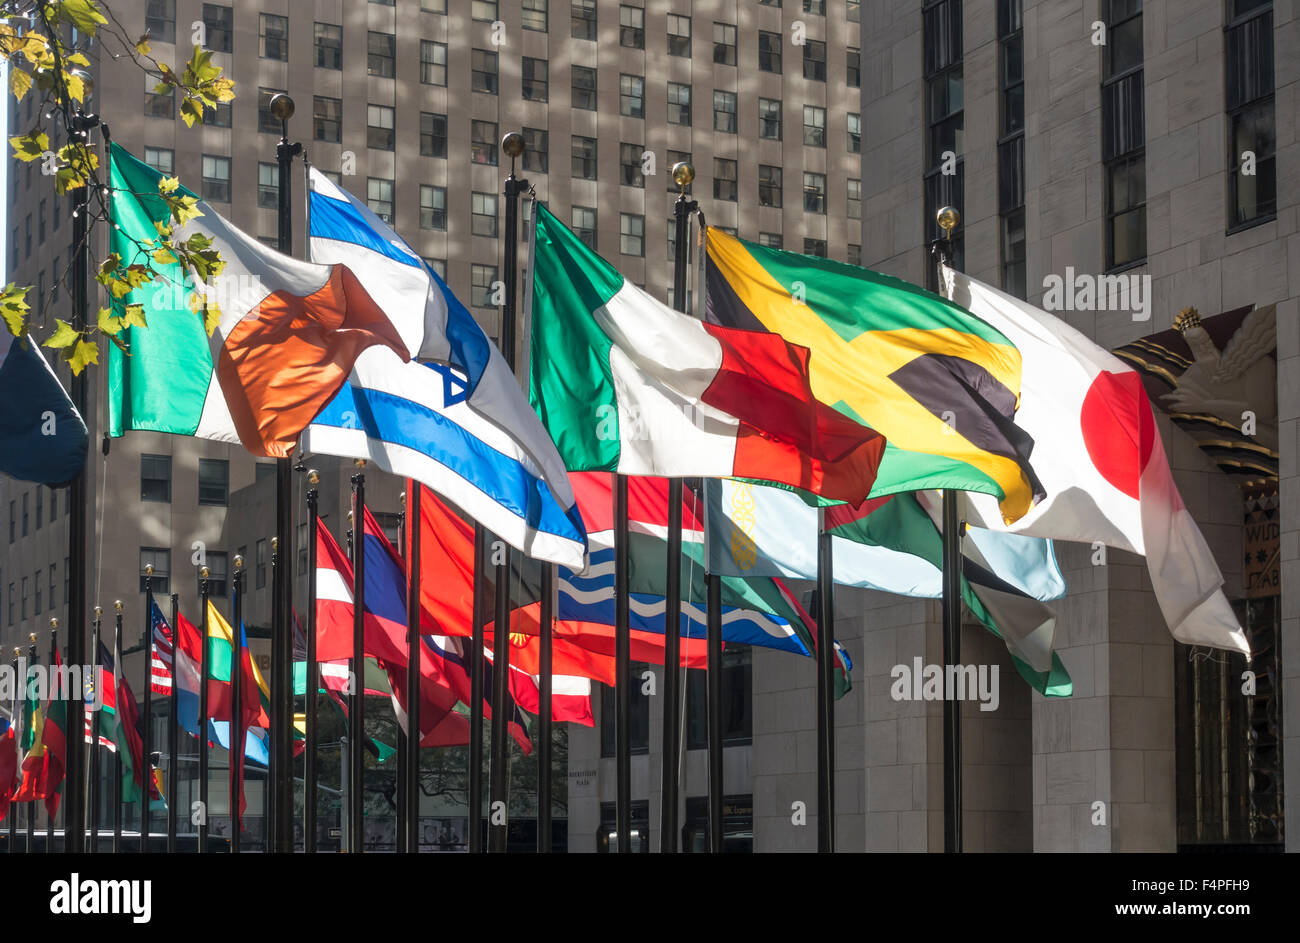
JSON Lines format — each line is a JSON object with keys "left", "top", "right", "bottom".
{"left": 179, "top": 97, "right": 204, "bottom": 128}
{"left": 151, "top": 246, "right": 177, "bottom": 265}
{"left": 9, "top": 68, "right": 32, "bottom": 102}
{"left": 96, "top": 306, "right": 124, "bottom": 335}
{"left": 68, "top": 338, "right": 99, "bottom": 375}
{"left": 0, "top": 283, "right": 30, "bottom": 336}
{"left": 57, "top": 0, "right": 109, "bottom": 38}
{"left": 123, "top": 303, "right": 148, "bottom": 329}
{"left": 10, "top": 132, "right": 49, "bottom": 162}
{"left": 65, "top": 52, "right": 90, "bottom": 67}
{"left": 42, "top": 318, "right": 80, "bottom": 349}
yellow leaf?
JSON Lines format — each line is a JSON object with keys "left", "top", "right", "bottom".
{"left": 65, "top": 52, "right": 90, "bottom": 67}
{"left": 42, "top": 318, "right": 80, "bottom": 349}
{"left": 65, "top": 71, "right": 85, "bottom": 104}
{"left": 68, "top": 338, "right": 99, "bottom": 375}
{"left": 123, "top": 303, "right": 147, "bottom": 329}
{"left": 9, "top": 68, "right": 32, "bottom": 102}
{"left": 10, "top": 132, "right": 49, "bottom": 162}
{"left": 152, "top": 246, "right": 177, "bottom": 265}
{"left": 96, "top": 306, "right": 124, "bottom": 334}
{"left": 158, "top": 176, "right": 180, "bottom": 194}
{"left": 135, "top": 38, "right": 151, "bottom": 56}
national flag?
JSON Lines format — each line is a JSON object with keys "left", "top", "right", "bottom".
{"left": 529, "top": 203, "right": 886, "bottom": 504}
{"left": 205, "top": 601, "right": 271, "bottom": 736}
{"left": 40, "top": 650, "right": 68, "bottom": 820}
{"left": 313, "top": 518, "right": 470, "bottom": 747}
{"left": 150, "top": 602, "right": 174, "bottom": 695}
{"left": 0, "top": 721, "right": 17, "bottom": 823}
{"left": 170, "top": 607, "right": 268, "bottom": 765}
{"left": 106, "top": 142, "right": 408, "bottom": 458}
{"left": 302, "top": 170, "right": 587, "bottom": 569}
{"left": 942, "top": 267, "right": 1249, "bottom": 655}
{"left": 0, "top": 329, "right": 87, "bottom": 485}
{"left": 705, "top": 228, "right": 1042, "bottom": 522}
{"left": 101, "top": 639, "right": 153, "bottom": 804}
{"left": 84, "top": 650, "right": 116, "bottom": 752}
{"left": 13, "top": 661, "right": 45, "bottom": 802}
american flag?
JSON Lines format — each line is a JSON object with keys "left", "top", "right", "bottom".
{"left": 150, "top": 600, "right": 175, "bottom": 695}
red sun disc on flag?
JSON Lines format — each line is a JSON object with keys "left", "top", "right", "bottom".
{"left": 1078, "top": 370, "right": 1155, "bottom": 501}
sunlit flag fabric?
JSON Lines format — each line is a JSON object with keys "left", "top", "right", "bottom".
{"left": 106, "top": 143, "right": 408, "bottom": 457}
{"left": 149, "top": 601, "right": 174, "bottom": 695}
{"left": 942, "top": 266, "right": 1249, "bottom": 656}
{"left": 704, "top": 229, "right": 1043, "bottom": 522}
{"left": 302, "top": 170, "right": 586, "bottom": 569}
{"left": 0, "top": 329, "right": 87, "bottom": 484}
{"left": 529, "top": 203, "right": 886, "bottom": 505}
{"left": 0, "top": 720, "right": 17, "bottom": 823}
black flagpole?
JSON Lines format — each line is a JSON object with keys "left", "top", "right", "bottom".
{"left": 662, "top": 162, "right": 697, "bottom": 853}
{"left": 198, "top": 570, "right": 210, "bottom": 853}
{"left": 349, "top": 469, "right": 367, "bottom": 853}
{"left": 25, "top": 635, "right": 37, "bottom": 853}
{"left": 705, "top": 572, "right": 723, "bottom": 853}
{"left": 89, "top": 607, "right": 101, "bottom": 852}
{"left": 47, "top": 622, "right": 57, "bottom": 851}
{"left": 166, "top": 592, "right": 179, "bottom": 853}
{"left": 537, "top": 561, "right": 553, "bottom": 853}
{"left": 931, "top": 206, "right": 964, "bottom": 854}
{"left": 815, "top": 512, "right": 835, "bottom": 853}
{"left": 230, "top": 561, "right": 243, "bottom": 853}
{"left": 8, "top": 648, "right": 17, "bottom": 853}
{"left": 270, "top": 92, "right": 303, "bottom": 855}
{"left": 405, "top": 483, "right": 422, "bottom": 853}
{"left": 112, "top": 603, "right": 122, "bottom": 854}
{"left": 469, "top": 524, "right": 486, "bottom": 853}
{"left": 489, "top": 132, "right": 528, "bottom": 854}
{"left": 142, "top": 572, "right": 154, "bottom": 852}
{"left": 305, "top": 473, "right": 320, "bottom": 853}
{"left": 615, "top": 475, "right": 632, "bottom": 854}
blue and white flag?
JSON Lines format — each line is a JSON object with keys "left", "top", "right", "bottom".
{"left": 0, "top": 330, "right": 87, "bottom": 484}
{"left": 301, "top": 170, "right": 586, "bottom": 569}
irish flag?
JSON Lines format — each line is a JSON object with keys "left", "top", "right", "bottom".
{"left": 106, "top": 143, "right": 408, "bottom": 457}
{"left": 528, "top": 203, "right": 884, "bottom": 505}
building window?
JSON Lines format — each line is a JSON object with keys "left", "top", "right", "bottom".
{"left": 259, "top": 13, "right": 287, "bottom": 61}
{"left": 423, "top": 258, "right": 446, "bottom": 280}
{"left": 259, "top": 87, "right": 287, "bottom": 134}
{"left": 420, "top": 185, "right": 447, "bottom": 231}
{"left": 924, "top": 0, "right": 965, "bottom": 287}
{"left": 471, "top": 264, "right": 498, "bottom": 308}
{"left": 709, "top": 158, "right": 739, "bottom": 205}
{"left": 620, "top": 5, "right": 643, "bottom": 48}
{"left": 596, "top": 800, "right": 650, "bottom": 852}
{"left": 422, "top": 0, "right": 446, "bottom": 10}
{"left": 848, "top": 47, "right": 861, "bottom": 88}
{"left": 758, "top": 232, "right": 782, "bottom": 249}
{"left": 140, "top": 548, "right": 170, "bottom": 593}
{"left": 600, "top": 668, "right": 651, "bottom": 757}
{"left": 20, "top": 576, "right": 27, "bottom": 619}
{"left": 713, "top": 22, "right": 737, "bottom": 65}
{"left": 202, "top": 3, "right": 232, "bottom": 54}
{"left": 572, "top": 206, "right": 597, "bottom": 249}
{"left": 257, "top": 164, "right": 280, "bottom": 212}
{"left": 472, "top": 192, "right": 498, "bottom": 237}
{"left": 686, "top": 646, "right": 752, "bottom": 749}
{"left": 1226, "top": 0, "right": 1276, "bottom": 230}
{"left": 803, "top": 0, "right": 826, "bottom": 13}
{"left": 667, "top": 13, "right": 692, "bottom": 57}
{"left": 803, "top": 171, "right": 826, "bottom": 213}
{"left": 48, "top": 564, "right": 55, "bottom": 611}
{"left": 668, "top": 83, "right": 692, "bottom": 126}
{"left": 758, "top": 31, "right": 782, "bottom": 73}
{"left": 522, "top": 127, "right": 548, "bottom": 173}
{"left": 368, "top": 178, "right": 395, "bottom": 223}
{"left": 803, "top": 39, "right": 826, "bottom": 81}
{"left": 197, "top": 458, "right": 229, "bottom": 506}
{"left": 572, "top": 0, "right": 597, "bottom": 41}
{"left": 804, "top": 238, "right": 828, "bottom": 257}
{"left": 472, "top": 0, "right": 497, "bottom": 20}
{"left": 255, "top": 539, "right": 267, "bottom": 590}
{"left": 201, "top": 155, "right": 231, "bottom": 203}
{"left": 620, "top": 143, "right": 645, "bottom": 188}
{"left": 141, "top": 454, "right": 171, "bottom": 503}
{"left": 203, "top": 551, "right": 228, "bottom": 597}
{"left": 713, "top": 90, "right": 737, "bottom": 133}
{"left": 847, "top": 112, "right": 862, "bottom": 154}
{"left": 6, "top": 581, "right": 12, "bottom": 624}
{"left": 415, "top": 113, "right": 446, "bottom": 160}
{"left": 145, "top": 75, "right": 174, "bottom": 119}
{"left": 523, "top": 57, "right": 549, "bottom": 102}
{"left": 620, "top": 74, "right": 645, "bottom": 118}
{"left": 759, "top": 98, "right": 782, "bottom": 140}
{"left": 472, "top": 48, "right": 499, "bottom": 95}
{"left": 367, "top": 104, "right": 395, "bottom": 150}
{"left": 572, "top": 66, "right": 597, "bottom": 110}
{"left": 1102, "top": 0, "right": 1145, "bottom": 269}
{"left": 998, "top": 0, "right": 1027, "bottom": 298}
{"left": 620, "top": 213, "right": 644, "bottom": 257}
{"left": 523, "top": 0, "right": 548, "bottom": 31}
{"left": 315, "top": 22, "right": 342, "bottom": 70}
{"left": 7, "top": 500, "right": 13, "bottom": 542}
{"left": 471, "top": 120, "right": 499, "bottom": 166}
{"left": 803, "top": 105, "right": 827, "bottom": 147}
{"left": 34, "top": 567, "right": 41, "bottom": 614}
{"left": 847, "top": 178, "right": 862, "bottom": 219}
{"left": 207, "top": 100, "right": 231, "bottom": 127}
{"left": 368, "top": 31, "right": 395, "bottom": 78}
{"left": 38, "top": 200, "right": 45, "bottom": 244}
{"left": 420, "top": 40, "right": 447, "bottom": 86}
{"left": 571, "top": 136, "right": 597, "bottom": 179}
{"left": 313, "top": 96, "right": 341, "bottom": 142}
{"left": 35, "top": 486, "right": 42, "bottom": 529}
{"left": 145, "top": 0, "right": 175, "bottom": 44}
{"left": 48, "top": 486, "right": 57, "bottom": 523}
{"left": 758, "top": 165, "right": 782, "bottom": 207}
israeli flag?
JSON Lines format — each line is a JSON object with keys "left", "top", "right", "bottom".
{"left": 0, "top": 330, "right": 87, "bottom": 485}
{"left": 301, "top": 170, "right": 586, "bottom": 569}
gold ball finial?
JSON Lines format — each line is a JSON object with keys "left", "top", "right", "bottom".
{"left": 234, "top": 554, "right": 244, "bottom": 569}
{"left": 94, "top": 605, "right": 103, "bottom": 618}
{"left": 400, "top": 491, "right": 406, "bottom": 506}
{"left": 49, "top": 617, "right": 59, "bottom": 630}
{"left": 308, "top": 469, "right": 320, "bottom": 485}
{"left": 936, "top": 205, "right": 960, "bottom": 237}
{"left": 502, "top": 131, "right": 525, "bottom": 159}
{"left": 347, "top": 510, "right": 354, "bottom": 523}
{"left": 269, "top": 92, "right": 295, "bottom": 121}
{"left": 28, "top": 632, "right": 37, "bottom": 643}
{"left": 353, "top": 458, "right": 367, "bottom": 469}
{"left": 114, "top": 600, "right": 123, "bottom": 613}
{"left": 671, "top": 161, "right": 695, "bottom": 190}
{"left": 145, "top": 563, "right": 154, "bottom": 576}
{"left": 271, "top": 536, "right": 279, "bottom": 552}
{"left": 11, "top": 647, "right": 19, "bottom": 658}
{"left": 200, "top": 565, "right": 210, "bottom": 579}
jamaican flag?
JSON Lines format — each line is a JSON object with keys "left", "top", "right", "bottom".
{"left": 705, "top": 230, "right": 1043, "bottom": 523}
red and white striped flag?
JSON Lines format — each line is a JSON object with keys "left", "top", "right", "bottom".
{"left": 150, "top": 600, "right": 175, "bottom": 695}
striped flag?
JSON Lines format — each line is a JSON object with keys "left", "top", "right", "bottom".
{"left": 302, "top": 169, "right": 587, "bottom": 569}
{"left": 149, "top": 601, "right": 174, "bottom": 696}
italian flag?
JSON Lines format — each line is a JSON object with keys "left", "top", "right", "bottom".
{"left": 107, "top": 143, "right": 407, "bottom": 457}
{"left": 528, "top": 203, "right": 884, "bottom": 505}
